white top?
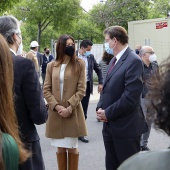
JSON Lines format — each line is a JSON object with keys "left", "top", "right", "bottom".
{"left": 60, "top": 64, "right": 67, "bottom": 100}
{"left": 78, "top": 52, "right": 89, "bottom": 81}
{"left": 115, "top": 45, "right": 128, "bottom": 65}
{"left": 51, "top": 64, "right": 78, "bottom": 148}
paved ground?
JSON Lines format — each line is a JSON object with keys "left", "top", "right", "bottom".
{"left": 37, "top": 85, "right": 170, "bottom": 170}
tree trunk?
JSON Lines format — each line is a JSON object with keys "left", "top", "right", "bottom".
{"left": 90, "top": 36, "right": 93, "bottom": 42}
{"left": 37, "top": 21, "right": 41, "bottom": 52}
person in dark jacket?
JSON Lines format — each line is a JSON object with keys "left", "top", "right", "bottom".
{"left": 96, "top": 26, "right": 147, "bottom": 170}
{"left": 76, "top": 39, "right": 103, "bottom": 143}
{"left": 118, "top": 56, "right": 170, "bottom": 170}
{"left": 139, "top": 46, "right": 159, "bottom": 151}
{"left": 0, "top": 34, "right": 30, "bottom": 170}
{"left": 0, "top": 15, "right": 48, "bottom": 170}
{"left": 42, "top": 47, "right": 54, "bottom": 85}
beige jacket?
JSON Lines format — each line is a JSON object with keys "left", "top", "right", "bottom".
{"left": 43, "top": 56, "right": 87, "bottom": 139}
{"left": 26, "top": 51, "right": 39, "bottom": 72}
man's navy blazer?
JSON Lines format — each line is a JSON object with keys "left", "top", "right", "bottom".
{"left": 12, "top": 53, "right": 48, "bottom": 142}
{"left": 97, "top": 47, "right": 148, "bottom": 138}
{"left": 76, "top": 51, "right": 103, "bottom": 94}
{"left": 42, "top": 54, "right": 54, "bottom": 74}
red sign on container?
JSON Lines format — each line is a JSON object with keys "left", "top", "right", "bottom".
{"left": 156, "top": 22, "right": 168, "bottom": 29}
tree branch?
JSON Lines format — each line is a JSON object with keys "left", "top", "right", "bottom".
{"left": 41, "top": 18, "right": 53, "bottom": 32}
{"left": 41, "top": 15, "right": 51, "bottom": 27}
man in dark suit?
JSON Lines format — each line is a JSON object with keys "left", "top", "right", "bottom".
{"left": 77, "top": 40, "right": 103, "bottom": 143}
{"left": 42, "top": 47, "right": 54, "bottom": 85}
{"left": 96, "top": 26, "right": 148, "bottom": 170}
{"left": 0, "top": 15, "right": 48, "bottom": 170}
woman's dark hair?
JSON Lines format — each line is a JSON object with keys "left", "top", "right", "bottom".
{"left": 102, "top": 51, "right": 114, "bottom": 65}
{"left": 147, "top": 56, "right": 170, "bottom": 136}
{"left": 56, "top": 34, "right": 81, "bottom": 73}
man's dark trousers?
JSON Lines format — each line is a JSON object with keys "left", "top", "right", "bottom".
{"left": 81, "top": 81, "right": 90, "bottom": 119}
{"left": 103, "top": 123, "right": 140, "bottom": 170}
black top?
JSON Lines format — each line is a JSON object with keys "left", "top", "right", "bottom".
{"left": 142, "top": 62, "right": 158, "bottom": 98}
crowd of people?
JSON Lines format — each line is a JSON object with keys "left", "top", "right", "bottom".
{"left": 0, "top": 14, "right": 170, "bottom": 170}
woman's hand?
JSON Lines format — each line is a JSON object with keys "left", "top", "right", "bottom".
{"left": 58, "top": 108, "right": 71, "bottom": 118}
{"left": 55, "top": 105, "right": 65, "bottom": 112}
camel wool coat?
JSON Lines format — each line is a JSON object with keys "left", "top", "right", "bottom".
{"left": 26, "top": 51, "right": 39, "bottom": 72}
{"left": 43, "top": 56, "right": 87, "bottom": 139}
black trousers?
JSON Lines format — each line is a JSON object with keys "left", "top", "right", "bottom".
{"left": 81, "top": 81, "right": 91, "bottom": 120}
{"left": 19, "top": 140, "right": 45, "bottom": 170}
{"left": 103, "top": 123, "right": 140, "bottom": 170}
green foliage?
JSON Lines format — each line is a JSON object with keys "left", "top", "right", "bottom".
{"left": 0, "top": 0, "right": 20, "bottom": 14}
{"left": 148, "top": 0, "right": 170, "bottom": 19}
{"left": 5, "top": 0, "right": 170, "bottom": 50}
{"left": 64, "top": 14, "right": 104, "bottom": 43}
{"left": 9, "top": 0, "right": 81, "bottom": 48}
{"left": 89, "top": 0, "right": 150, "bottom": 29}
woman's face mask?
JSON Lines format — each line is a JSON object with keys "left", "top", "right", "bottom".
{"left": 65, "top": 46, "right": 75, "bottom": 57}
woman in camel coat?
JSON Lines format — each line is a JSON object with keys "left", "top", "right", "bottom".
{"left": 43, "top": 34, "right": 87, "bottom": 170}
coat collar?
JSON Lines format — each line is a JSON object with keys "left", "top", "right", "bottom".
{"left": 54, "top": 55, "right": 71, "bottom": 67}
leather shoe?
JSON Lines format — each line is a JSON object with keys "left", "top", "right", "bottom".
{"left": 78, "top": 136, "right": 89, "bottom": 143}
{"left": 141, "top": 146, "right": 150, "bottom": 151}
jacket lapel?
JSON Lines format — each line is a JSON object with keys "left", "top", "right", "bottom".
{"left": 53, "top": 61, "right": 61, "bottom": 100}
{"left": 87, "top": 55, "right": 91, "bottom": 65}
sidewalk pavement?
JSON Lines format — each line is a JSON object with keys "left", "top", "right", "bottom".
{"left": 89, "top": 84, "right": 100, "bottom": 103}
{"left": 38, "top": 102, "right": 170, "bottom": 170}
{"left": 37, "top": 80, "right": 170, "bottom": 170}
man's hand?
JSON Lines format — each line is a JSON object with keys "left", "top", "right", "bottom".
{"left": 96, "top": 108, "right": 107, "bottom": 122}
{"left": 98, "top": 84, "right": 103, "bottom": 93}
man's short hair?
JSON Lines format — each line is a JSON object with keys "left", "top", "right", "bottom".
{"left": 139, "top": 46, "right": 152, "bottom": 56}
{"left": 80, "top": 39, "right": 93, "bottom": 48}
{"left": 104, "top": 26, "right": 128, "bottom": 45}
{"left": 0, "top": 15, "right": 20, "bottom": 44}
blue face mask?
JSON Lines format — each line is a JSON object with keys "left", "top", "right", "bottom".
{"left": 104, "top": 42, "right": 113, "bottom": 55}
{"left": 84, "top": 51, "right": 91, "bottom": 57}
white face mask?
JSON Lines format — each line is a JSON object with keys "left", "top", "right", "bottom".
{"left": 149, "top": 54, "right": 157, "bottom": 62}
{"left": 17, "top": 41, "right": 23, "bottom": 56}
{"left": 16, "top": 31, "right": 23, "bottom": 55}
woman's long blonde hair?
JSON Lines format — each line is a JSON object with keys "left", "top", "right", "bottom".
{"left": 0, "top": 34, "right": 30, "bottom": 163}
